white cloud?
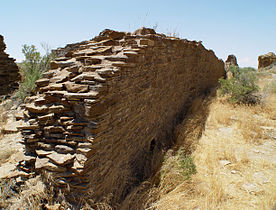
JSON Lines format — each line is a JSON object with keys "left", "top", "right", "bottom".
{"left": 238, "top": 57, "right": 257, "bottom": 68}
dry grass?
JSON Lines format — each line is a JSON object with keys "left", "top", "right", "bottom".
{"left": 147, "top": 92, "right": 276, "bottom": 210}
{"left": 0, "top": 176, "right": 48, "bottom": 209}
{"left": 0, "top": 105, "right": 8, "bottom": 139}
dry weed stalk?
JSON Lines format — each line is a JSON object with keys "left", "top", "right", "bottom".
{"left": 0, "top": 105, "right": 8, "bottom": 139}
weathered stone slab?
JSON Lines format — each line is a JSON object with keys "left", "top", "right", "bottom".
{"left": 65, "top": 82, "right": 89, "bottom": 93}
{"left": 25, "top": 103, "right": 48, "bottom": 114}
{"left": 36, "top": 78, "right": 50, "bottom": 87}
{"left": 55, "top": 145, "right": 74, "bottom": 153}
{"left": 44, "top": 126, "right": 65, "bottom": 133}
{"left": 64, "top": 92, "right": 99, "bottom": 100}
{"left": 47, "top": 152, "right": 75, "bottom": 166}
{"left": 35, "top": 157, "right": 66, "bottom": 172}
{"left": 36, "top": 150, "right": 53, "bottom": 157}
{"left": 71, "top": 73, "right": 106, "bottom": 83}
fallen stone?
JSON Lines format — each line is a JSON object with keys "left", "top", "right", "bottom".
{"left": 0, "top": 162, "right": 16, "bottom": 179}
{"left": 231, "top": 170, "right": 237, "bottom": 174}
{"left": 242, "top": 182, "right": 261, "bottom": 193}
{"left": 2, "top": 120, "right": 26, "bottom": 133}
{"left": 219, "top": 160, "right": 231, "bottom": 166}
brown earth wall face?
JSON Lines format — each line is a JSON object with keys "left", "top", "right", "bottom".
{"left": 0, "top": 35, "right": 19, "bottom": 95}
{"left": 19, "top": 29, "right": 225, "bottom": 205}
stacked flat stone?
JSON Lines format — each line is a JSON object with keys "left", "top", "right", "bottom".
{"left": 0, "top": 35, "right": 20, "bottom": 95}
{"left": 19, "top": 28, "right": 225, "bottom": 205}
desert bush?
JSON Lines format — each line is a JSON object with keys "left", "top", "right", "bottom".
{"left": 219, "top": 65, "right": 260, "bottom": 104}
{"left": 177, "top": 150, "right": 197, "bottom": 180}
{"left": 17, "top": 44, "right": 55, "bottom": 100}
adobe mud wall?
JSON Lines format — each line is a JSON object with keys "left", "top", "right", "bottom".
{"left": 19, "top": 28, "right": 225, "bottom": 205}
{"left": 0, "top": 35, "right": 19, "bottom": 95}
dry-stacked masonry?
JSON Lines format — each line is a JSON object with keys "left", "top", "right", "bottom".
{"left": 19, "top": 28, "right": 225, "bottom": 204}
{"left": 0, "top": 35, "right": 19, "bottom": 95}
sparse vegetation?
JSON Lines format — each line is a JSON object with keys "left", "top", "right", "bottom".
{"left": 0, "top": 105, "right": 8, "bottom": 139}
{"left": 178, "top": 151, "right": 196, "bottom": 180}
{"left": 149, "top": 94, "right": 276, "bottom": 210}
{"left": 17, "top": 44, "right": 55, "bottom": 100}
{"left": 0, "top": 179, "right": 18, "bottom": 208}
{"left": 264, "top": 81, "right": 276, "bottom": 94}
{"left": 219, "top": 65, "right": 260, "bottom": 104}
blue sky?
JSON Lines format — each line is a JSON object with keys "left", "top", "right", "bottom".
{"left": 0, "top": 0, "right": 275, "bottom": 67}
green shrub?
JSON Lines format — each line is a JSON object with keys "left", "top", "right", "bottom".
{"left": 17, "top": 44, "right": 55, "bottom": 100}
{"left": 178, "top": 150, "right": 196, "bottom": 180}
{"left": 219, "top": 65, "right": 260, "bottom": 104}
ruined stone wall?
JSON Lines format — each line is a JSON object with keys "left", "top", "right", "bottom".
{"left": 0, "top": 35, "right": 19, "bottom": 95}
{"left": 19, "top": 28, "right": 225, "bottom": 205}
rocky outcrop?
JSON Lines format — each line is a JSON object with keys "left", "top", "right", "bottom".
{"left": 225, "top": 54, "right": 238, "bottom": 79}
{"left": 225, "top": 54, "right": 238, "bottom": 70}
{"left": 19, "top": 28, "right": 225, "bottom": 205}
{"left": 0, "top": 35, "right": 20, "bottom": 95}
{"left": 258, "top": 52, "right": 276, "bottom": 69}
